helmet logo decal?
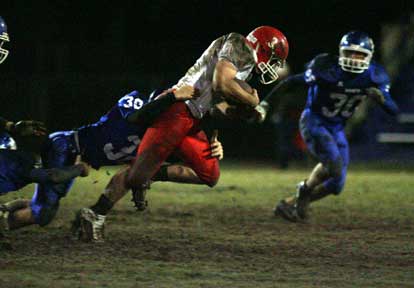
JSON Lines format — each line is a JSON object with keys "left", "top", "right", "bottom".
{"left": 246, "top": 34, "right": 257, "bottom": 44}
{"left": 269, "top": 37, "right": 278, "bottom": 48}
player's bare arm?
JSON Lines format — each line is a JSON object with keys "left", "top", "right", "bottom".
{"left": 213, "top": 59, "right": 259, "bottom": 108}
{"left": 155, "top": 85, "right": 197, "bottom": 101}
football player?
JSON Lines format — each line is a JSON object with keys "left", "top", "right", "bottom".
{"left": 74, "top": 26, "right": 289, "bottom": 242}
{"left": 255, "top": 31, "right": 399, "bottom": 222}
{"left": 0, "top": 16, "right": 92, "bottom": 235}
{"left": 2, "top": 85, "right": 224, "bottom": 236}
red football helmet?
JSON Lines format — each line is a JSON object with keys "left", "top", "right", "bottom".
{"left": 246, "top": 26, "right": 289, "bottom": 84}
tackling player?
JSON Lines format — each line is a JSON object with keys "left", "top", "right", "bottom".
{"left": 2, "top": 85, "right": 224, "bottom": 237}
{"left": 0, "top": 16, "right": 92, "bottom": 235}
{"left": 256, "top": 31, "right": 399, "bottom": 222}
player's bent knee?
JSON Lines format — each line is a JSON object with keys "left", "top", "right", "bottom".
{"left": 332, "top": 182, "right": 345, "bottom": 195}
{"left": 199, "top": 169, "right": 220, "bottom": 187}
{"left": 35, "top": 205, "right": 59, "bottom": 226}
{"left": 326, "top": 177, "right": 346, "bottom": 195}
{"left": 326, "top": 158, "right": 343, "bottom": 179}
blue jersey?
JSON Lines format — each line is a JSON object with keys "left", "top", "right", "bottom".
{"left": 30, "top": 89, "right": 174, "bottom": 225}
{"left": 77, "top": 90, "right": 150, "bottom": 169}
{"left": 302, "top": 53, "right": 398, "bottom": 128}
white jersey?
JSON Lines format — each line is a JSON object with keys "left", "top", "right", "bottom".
{"left": 175, "top": 33, "right": 256, "bottom": 119}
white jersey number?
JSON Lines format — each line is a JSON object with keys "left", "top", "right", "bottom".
{"left": 322, "top": 93, "right": 364, "bottom": 118}
{"left": 122, "top": 96, "right": 144, "bottom": 110}
{"left": 103, "top": 135, "right": 141, "bottom": 161}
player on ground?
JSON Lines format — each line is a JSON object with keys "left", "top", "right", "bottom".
{"left": 256, "top": 31, "right": 399, "bottom": 222}
{"left": 75, "top": 26, "right": 289, "bottom": 242}
{"left": 2, "top": 85, "right": 224, "bottom": 236}
{"left": 0, "top": 16, "right": 92, "bottom": 236}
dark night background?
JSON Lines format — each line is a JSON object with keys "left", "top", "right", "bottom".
{"left": 1, "top": 1, "right": 413, "bottom": 162}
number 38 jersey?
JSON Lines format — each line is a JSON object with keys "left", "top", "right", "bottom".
{"left": 302, "top": 53, "right": 394, "bottom": 127}
{"left": 76, "top": 90, "right": 148, "bottom": 169}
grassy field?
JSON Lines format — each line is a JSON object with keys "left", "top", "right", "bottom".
{"left": 0, "top": 161, "right": 413, "bottom": 288}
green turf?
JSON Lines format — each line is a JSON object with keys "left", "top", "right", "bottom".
{"left": 0, "top": 161, "right": 413, "bottom": 288}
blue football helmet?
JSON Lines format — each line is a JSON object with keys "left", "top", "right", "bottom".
{"left": 0, "top": 16, "right": 10, "bottom": 64}
{"left": 338, "top": 31, "right": 374, "bottom": 73}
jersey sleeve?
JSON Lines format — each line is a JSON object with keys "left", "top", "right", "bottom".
{"left": 371, "top": 64, "right": 400, "bottom": 115}
{"left": 218, "top": 33, "right": 255, "bottom": 70}
{"left": 381, "top": 87, "right": 399, "bottom": 115}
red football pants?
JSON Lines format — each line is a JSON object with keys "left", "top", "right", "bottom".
{"left": 128, "top": 102, "right": 220, "bottom": 188}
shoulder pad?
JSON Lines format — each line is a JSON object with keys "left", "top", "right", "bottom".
{"left": 369, "top": 61, "right": 390, "bottom": 85}
{"left": 219, "top": 33, "right": 255, "bottom": 70}
{"left": 226, "top": 32, "right": 245, "bottom": 42}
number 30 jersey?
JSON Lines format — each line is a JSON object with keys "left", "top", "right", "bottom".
{"left": 76, "top": 90, "right": 149, "bottom": 169}
{"left": 301, "top": 53, "right": 397, "bottom": 128}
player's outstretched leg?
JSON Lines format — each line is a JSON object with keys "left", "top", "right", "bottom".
{"left": 72, "top": 166, "right": 128, "bottom": 242}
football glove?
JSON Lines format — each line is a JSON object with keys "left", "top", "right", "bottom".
{"left": 365, "top": 87, "right": 385, "bottom": 104}
{"left": 254, "top": 101, "right": 270, "bottom": 123}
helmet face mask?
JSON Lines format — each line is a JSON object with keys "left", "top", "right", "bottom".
{"left": 338, "top": 31, "right": 374, "bottom": 73}
{"left": 246, "top": 26, "right": 289, "bottom": 85}
{"left": 257, "top": 56, "right": 283, "bottom": 84}
{"left": 0, "top": 37, "right": 9, "bottom": 64}
{"left": 0, "top": 16, "right": 9, "bottom": 64}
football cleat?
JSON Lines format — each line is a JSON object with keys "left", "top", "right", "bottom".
{"left": 78, "top": 208, "right": 106, "bottom": 243}
{"left": 131, "top": 182, "right": 150, "bottom": 211}
{"left": 274, "top": 199, "right": 299, "bottom": 222}
{"left": 295, "top": 180, "right": 311, "bottom": 220}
